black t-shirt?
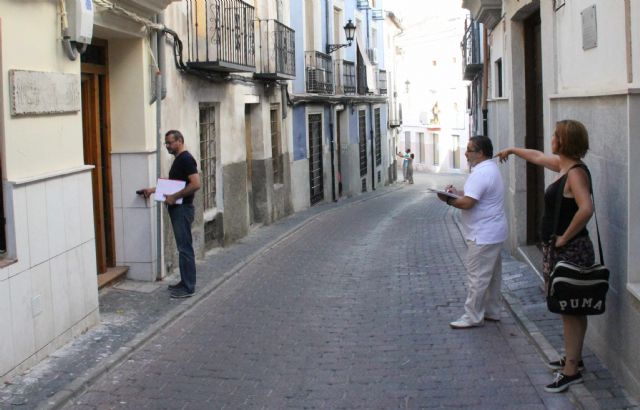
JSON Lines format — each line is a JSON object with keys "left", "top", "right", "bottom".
{"left": 169, "top": 151, "right": 198, "bottom": 205}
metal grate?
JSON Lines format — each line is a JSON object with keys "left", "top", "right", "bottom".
{"left": 199, "top": 104, "right": 216, "bottom": 210}
{"left": 358, "top": 110, "right": 367, "bottom": 177}
{"left": 461, "top": 17, "right": 482, "bottom": 80}
{"left": 374, "top": 108, "right": 382, "bottom": 166}
{"left": 308, "top": 114, "right": 324, "bottom": 205}
{"left": 305, "top": 51, "right": 334, "bottom": 94}
{"left": 270, "top": 106, "right": 283, "bottom": 184}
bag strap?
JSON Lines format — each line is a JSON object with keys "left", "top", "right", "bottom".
{"left": 551, "top": 163, "right": 604, "bottom": 265}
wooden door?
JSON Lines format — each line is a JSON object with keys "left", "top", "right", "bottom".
{"left": 81, "top": 42, "right": 115, "bottom": 274}
{"left": 524, "top": 11, "right": 545, "bottom": 245}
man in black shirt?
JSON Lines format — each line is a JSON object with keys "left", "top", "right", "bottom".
{"left": 140, "top": 130, "right": 201, "bottom": 298}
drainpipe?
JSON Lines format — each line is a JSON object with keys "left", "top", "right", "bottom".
{"left": 325, "top": 0, "right": 337, "bottom": 201}
{"left": 155, "top": 15, "right": 165, "bottom": 280}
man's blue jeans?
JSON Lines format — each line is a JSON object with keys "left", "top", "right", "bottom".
{"left": 168, "top": 204, "right": 196, "bottom": 293}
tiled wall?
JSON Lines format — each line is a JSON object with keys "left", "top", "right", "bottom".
{"left": 0, "top": 170, "right": 100, "bottom": 378}
{"left": 111, "top": 152, "right": 158, "bottom": 281}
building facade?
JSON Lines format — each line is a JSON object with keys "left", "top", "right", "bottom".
{"left": 463, "top": 0, "right": 640, "bottom": 399}
{"left": 396, "top": 6, "right": 469, "bottom": 174}
{"left": 289, "top": 0, "right": 390, "bottom": 209}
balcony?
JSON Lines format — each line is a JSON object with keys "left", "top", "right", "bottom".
{"left": 378, "top": 69, "right": 387, "bottom": 94}
{"left": 372, "top": 9, "right": 384, "bottom": 20}
{"left": 334, "top": 59, "right": 356, "bottom": 95}
{"left": 461, "top": 19, "right": 482, "bottom": 81}
{"left": 462, "top": 0, "right": 502, "bottom": 29}
{"left": 357, "top": 0, "right": 370, "bottom": 10}
{"left": 184, "top": 0, "right": 256, "bottom": 73}
{"left": 305, "top": 51, "right": 333, "bottom": 94}
{"left": 255, "top": 19, "right": 295, "bottom": 80}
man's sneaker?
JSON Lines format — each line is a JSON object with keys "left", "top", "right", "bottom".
{"left": 547, "top": 357, "right": 585, "bottom": 371}
{"left": 449, "top": 316, "right": 483, "bottom": 329}
{"left": 167, "top": 281, "right": 184, "bottom": 291}
{"left": 544, "top": 372, "right": 583, "bottom": 393}
{"left": 170, "top": 288, "right": 194, "bottom": 299}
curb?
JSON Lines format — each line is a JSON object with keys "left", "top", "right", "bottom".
{"left": 37, "top": 185, "right": 404, "bottom": 409}
{"left": 449, "top": 209, "right": 601, "bottom": 410}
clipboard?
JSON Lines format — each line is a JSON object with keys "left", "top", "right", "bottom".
{"left": 155, "top": 178, "right": 186, "bottom": 204}
{"left": 427, "top": 188, "right": 461, "bottom": 199}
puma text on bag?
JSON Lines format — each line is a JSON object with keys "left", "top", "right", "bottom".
{"left": 547, "top": 261, "right": 609, "bottom": 315}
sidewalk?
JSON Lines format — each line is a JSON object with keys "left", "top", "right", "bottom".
{"left": 0, "top": 172, "right": 637, "bottom": 409}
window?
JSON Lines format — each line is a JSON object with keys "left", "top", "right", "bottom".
{"left": 418, "top": 132, "right": 425, "bottom": 163}
{"left": 404, "top": 131, "right": 411, "bottom": 150}
{"left": 374, "top": 108, "right": 382, "bottom": 166}
{"left": 452, "top": 135, "right": 460, "bottom": 169}
{"left": 270, "top": 106, "right": 283, "bottom": 184}
{"left": 305, "top": 0, "right": 315, "bottom": 50}
{"left": 432, "top": 133, "right": 439, "bottom": 166}
{"left": 199, "top": 104, "right": 217, "bottom": 210}
{"left": 359, "top": 110, "right": 367, "bottom": 176}
{"left": 495, "top": 58, "right": 503, "bottom": 98}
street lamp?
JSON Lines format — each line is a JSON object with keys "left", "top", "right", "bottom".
{"left": 326, "top": 20, "right": 356, "bottom": 54}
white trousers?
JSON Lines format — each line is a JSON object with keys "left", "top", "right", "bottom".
{"left": 464, "top": 240, "right": 503, "bottom": 324}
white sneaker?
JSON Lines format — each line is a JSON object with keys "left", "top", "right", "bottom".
{"left": 449, "top": 316, "right": 483, "bottom": 329}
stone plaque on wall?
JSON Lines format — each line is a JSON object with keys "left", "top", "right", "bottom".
{"left": 9, "top": 70, "right": 81, "bottom": 116}
{"left": 581, "top": 5, "right": 597, "bottom": 50}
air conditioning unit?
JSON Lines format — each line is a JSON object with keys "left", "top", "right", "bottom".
{"left": 357, "top": 0, "right": 370, "bottom": 10}
{"left": 65, "top": 0, "right": 94, "bottom": 44}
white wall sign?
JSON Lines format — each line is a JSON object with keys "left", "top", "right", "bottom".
{"left": 9, "top": 70, "right": 81, "bottom": 115}
{"left": 581, "top": 5, "right": 597, "bottom": 50}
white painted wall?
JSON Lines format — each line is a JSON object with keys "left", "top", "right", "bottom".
{"left": 0, "top": 3, "right": 84, "bottom": 181}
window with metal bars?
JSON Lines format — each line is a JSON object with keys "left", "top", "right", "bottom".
{"left": 374, "top": 108, "right": 382, "bottom": 166}
{"left": 199, "top": 104, "right": 217, "bottom": 210}
{"left": 358, "top": 110, "right": 367, "bottom": 176}
{"left": 270, "top": 106, "right": 283, "bottom": 184}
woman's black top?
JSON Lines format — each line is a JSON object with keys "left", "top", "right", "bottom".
{"left": 539, "top": 168, "right": 589, "bottom": 242}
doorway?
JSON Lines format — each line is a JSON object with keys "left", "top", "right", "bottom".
{"left": 336, "top": 110, "right": 343, "bottom": 197}
{"left": 308, "top": 113, "right": 324, "bottom": 205}
{"left": 245, "top": 105, "right": 255, "bottom": 224}
{"left": 81, "top": 41, "right": 117, "bottom": 282}
{"left": 524, "top": 11, "right": 545, "bottom": 245}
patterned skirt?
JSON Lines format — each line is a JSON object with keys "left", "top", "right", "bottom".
{"left": 542, "top": 235, "right": 596, "bottom": 285}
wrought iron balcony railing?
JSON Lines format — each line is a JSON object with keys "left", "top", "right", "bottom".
{"left": 185, "top": 0, "right": 256, "bottom": 73}
{"left": 255, "top": 19, "right": 295, "bottom": 80}
{"left": 334, "top": 59, "right": 356, "bottom": 95}
{"left": 305, "top": 51, "right": 333, "bottom": 94}
{"left": 378, "top": 69, "right": 387, "bottom": 94}
{"left": 461, "top": 17, "right": 482, "bottom": 81}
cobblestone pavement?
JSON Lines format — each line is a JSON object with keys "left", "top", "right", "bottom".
{"left": 60, "top": 173, "right": 577, "bottom": 409}
{"left": 1, "top": 172, "right": 636, "bottom": 409}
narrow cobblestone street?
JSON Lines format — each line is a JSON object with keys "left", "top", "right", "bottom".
{"left": 59, "top": 173, "right": 579, "bottom": 409}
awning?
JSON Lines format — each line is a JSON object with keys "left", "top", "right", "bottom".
{"left": 355, "top": 31, "right": 377, "bottom": 93}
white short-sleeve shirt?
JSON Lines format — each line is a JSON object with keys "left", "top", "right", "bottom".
{"left": 460, "top": 159, "right": 508, "bottom": 245}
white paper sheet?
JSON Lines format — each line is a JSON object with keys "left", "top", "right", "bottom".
{"left": 154, "top": 178, "right": 186, "bottom": 204}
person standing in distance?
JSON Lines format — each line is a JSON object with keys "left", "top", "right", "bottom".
{"left": 437, "top": 135, "right": 507, "bottom": 329}
{"left": 140, "top": 130, "right": 201, "bottom": 298}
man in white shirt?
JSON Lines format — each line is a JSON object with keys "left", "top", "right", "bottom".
{"left": 437, "top": 136, "right": 508, "bottom": 328}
